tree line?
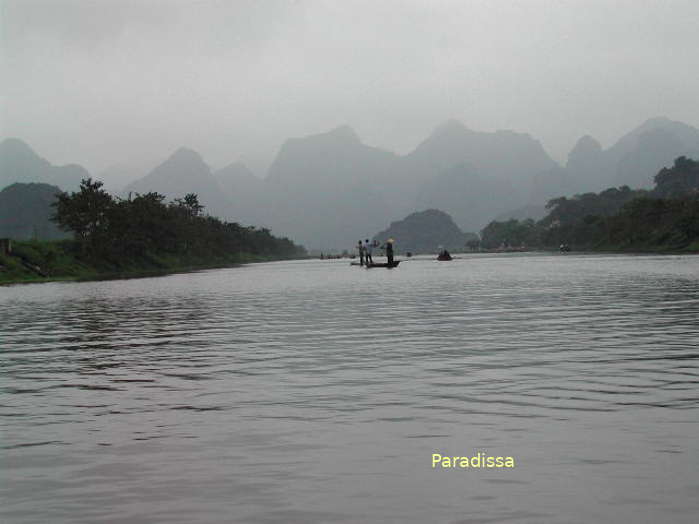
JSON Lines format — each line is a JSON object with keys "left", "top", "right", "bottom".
{"left": 481, "top": 156, "right": 699, "bottom": 251}
{"left": 51, "top": 178, "right": 305, "bottom": 266}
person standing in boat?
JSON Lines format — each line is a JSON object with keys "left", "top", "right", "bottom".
{"left": 364, "top": 239, "right": 373, "bottom": 266}
{"left": 385, "top": 238, "right": 394, "bottom": 266}
{"left": 357, "top": 240, "right": 365, "bottom": 266}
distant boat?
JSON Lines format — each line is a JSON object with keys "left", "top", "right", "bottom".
{"left": 437, "top": 251, "right": 452, "bottom": 261}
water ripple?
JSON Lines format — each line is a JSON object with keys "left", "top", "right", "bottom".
{"left": 2, "top": 254, "right": 699, "bottom": 523}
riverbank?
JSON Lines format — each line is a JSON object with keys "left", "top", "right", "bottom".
{"left": 0, "top": 239, "right": 304, "bottom": 285}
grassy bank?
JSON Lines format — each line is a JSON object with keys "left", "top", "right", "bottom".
{"left": 0, "top": 239, "right": 302, "bottom": 285}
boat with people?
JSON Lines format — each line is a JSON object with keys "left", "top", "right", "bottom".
{"left": 350, "top": 260, "right": 400, "bottom": 268}
{"left": 350, "top": 237, "right": 399, "bottom": 268}
{"left": 437, "top": 247, "right": 452, "bottom": 261}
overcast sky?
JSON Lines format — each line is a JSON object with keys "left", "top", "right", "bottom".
{"left": 2, "top": 0, "right": 699, "bottom": 176}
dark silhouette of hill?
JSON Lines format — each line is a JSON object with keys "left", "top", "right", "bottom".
{"left": 0, "top": 138, "right": 89, "bottom": 191}
{"left": 124, "top": 147, "right": 231, "bottom": 218}
{"left": 0, "top": 182, "right": 68, "bottom": 240}
{"left": 373, "top": 209, "right": 477, "bottom": 254}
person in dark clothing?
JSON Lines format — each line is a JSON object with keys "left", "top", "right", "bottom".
{"left": 357, "top": 240, "right": 365, "bottom": 266}
{"left": 385, "top": 238, "right": 394, "bottom": 265}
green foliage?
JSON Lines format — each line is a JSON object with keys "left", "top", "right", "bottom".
{"left": 481, "top": 218, "right": 540, "bottom": 249}
{"left": 542, "top": 186, "right": 647, "bottom": 227}
{"left": 653, "top": 156, "right": 699, "bottom": 198}
{"left": 5, "top": 178, "right": 309, "bottom": 281}
{"left": 480, "top": 156, "right": 699, "bottom": 252}
{"left": 52, "top": 178, "right": 113, "bottom": 247}
{"left": 0, "top": 239, "right": 89, "bottom": 283}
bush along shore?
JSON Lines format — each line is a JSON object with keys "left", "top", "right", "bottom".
{"left": 0, "top": 179, "right": 306, "bottom": 285}
{"left": 480, "top": 156, "right": 699, "bottom": 253}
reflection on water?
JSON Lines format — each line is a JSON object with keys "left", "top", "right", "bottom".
{"left": 2, "top": 253, "right": 699, "bottom": 523}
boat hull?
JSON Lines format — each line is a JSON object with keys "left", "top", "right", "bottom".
{"left": 365, "top": 261, "right": 400, "bottom": 268}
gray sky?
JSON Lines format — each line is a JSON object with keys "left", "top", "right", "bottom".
{"left": 2, "top": 0, "right": 699, "bottom": 176}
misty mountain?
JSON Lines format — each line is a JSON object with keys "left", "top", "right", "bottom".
{"left": 0, "top": 138, "right": 89, "bottom": 192}
{"left": 261, "top": 126, "right": 398, "bottom": 249}
{"left": 565, "top": 135, "right": 607, "bottom": 193}
{"left": 256, "top": 121, "right": 564, "bottom": 249}
{"left": 97, "top": 163, "right": 144, "bottom": 194}
{"left": 402, "top": 120, "right": 558, "bottom": 188}
{"left": 267, "top": 125, "right": 397, "bottom": 187}
{"left": 615, "top": 126, "right": 697, "bottom": 188}
{"left": 398, "top": 120, "right": 562, "bottom": 231}
{"left": 565, "top": 117, "right": 699, "bottom": 192}
{"left": 608, "top": 117, "right": 699, "bottom": 163}
{"left": 213, "top": 162, "right": 269, "bottom": 226}
{"left": 238, "top": 118, "right": 699, "bottom": 250}
{"left": 401, "top": 120, "right": 559, "bottom": 210}
{"left": 414, "top": 164, "right": 521, "bottom": 233}
{"left": 0, "top": 182, "right": 68, "bottom": 240}
{"left": 30, "top": 115, "right": 698, "bottom": 253}
{"left": 373, "top": 209, "right": 477, "bottom": 254}
{"left": 124, "top": 147, "right": 230, "bottom": 218}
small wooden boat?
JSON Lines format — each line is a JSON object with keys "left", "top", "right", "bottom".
{"left": 365, "top": 261, "right": 400, "bottom": 268}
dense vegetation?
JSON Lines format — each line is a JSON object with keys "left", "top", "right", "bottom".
{"left": 0, "top": 178, "right": 305, "bottom": 283}
{"left": 481, "top": 157, "right": 699, "bottom": 251}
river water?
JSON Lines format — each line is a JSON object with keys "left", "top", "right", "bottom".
{"left": 1, "top": 253, "right": 698, "bottom": 523}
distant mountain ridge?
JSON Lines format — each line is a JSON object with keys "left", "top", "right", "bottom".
{"left": 5, "top": 116, "right": 699, "bottom": 251}
{"left": 248, "top": 121, "right": 565, "bottom": 248}
{"left": 213, "top": 162, "right": 269, "bottom": 226}
{"left": 404, "top": 120, "right": 557, "bottom": 183}
{"left": 0, "top": 138, "right": 89, "bottom": 191}
{"left": 123, "top": 147, "right": 231, "bottom": 218}
{"left": 566, "top": 117, "right": 699, "bottom": 191}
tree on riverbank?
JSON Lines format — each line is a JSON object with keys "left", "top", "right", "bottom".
{"left": 481, "top": 157, "right": 699, "bottom": 251}
{"left": 52, "top": 178, "right": 305, "bottom": 267}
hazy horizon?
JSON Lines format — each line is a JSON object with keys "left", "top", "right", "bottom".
{"left": 3, "top": 0, "right": 699, "bottom": 176}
